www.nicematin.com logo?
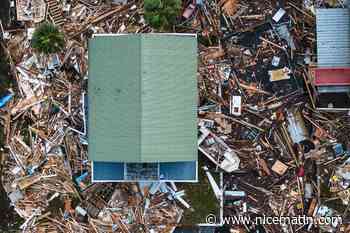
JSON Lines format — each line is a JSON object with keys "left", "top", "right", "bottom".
{"left": 205, "top": 214, "right": 342, "bottom": 226}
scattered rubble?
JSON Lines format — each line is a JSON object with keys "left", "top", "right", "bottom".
{"left": 1, "top": 1, "right": 187, "bottom": 232}
{"left": 192, "top": 0, "right": 350, "bottom": 232}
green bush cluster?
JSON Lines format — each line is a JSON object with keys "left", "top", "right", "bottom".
{"left": 144, "top": 0, "right": 182, "bottom": 31}
{"left": 31, "top": 22, "right": 65, "bottom": 54}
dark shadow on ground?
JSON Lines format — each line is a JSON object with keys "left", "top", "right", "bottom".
{"left": 0, "top": 2, "right": 22, "bottom": 230}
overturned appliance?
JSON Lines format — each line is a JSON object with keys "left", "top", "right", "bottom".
{"left": 198, "top": 127, "right": 240, "bottom": 172}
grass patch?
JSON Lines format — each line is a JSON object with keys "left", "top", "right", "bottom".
{"left": 179, "top": 156, "right": 220, "bottom": 225}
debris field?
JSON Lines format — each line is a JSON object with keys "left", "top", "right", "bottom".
{"left": 1, "top": 0, "right": 350, "bottom": 233}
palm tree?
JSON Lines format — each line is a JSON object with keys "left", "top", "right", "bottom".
{"left": 31, "top": 22, "right": 65, "bottom": 54}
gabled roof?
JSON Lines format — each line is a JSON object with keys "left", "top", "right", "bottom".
{"left": 88, "top": 34, "right": 197, "bottom": 163}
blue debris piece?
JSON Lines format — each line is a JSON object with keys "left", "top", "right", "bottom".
{"left": 112, "top": 224, "right": 118, "bottom": 231}
{"left": 63, "top": 211, "right": 70, "bottom": 220}
{"left": 333, "top": 143, "right": 344, "bottom": 157}
{"left": 0, "top": 92, "right": 13, "bottom": 108}
{"left": 27, "top": 166, "right": 37, "bottom": 175}
{"left": 196, "top": 0, "right": 203, "bottom": 5}
{"left": 75, "top": 171, "right": 88, "bottom": 184}
{"left": 243, "top": 128, "right": 259, "bottom": 141}
{"left": 345, "top": 151, "right": 350, "bottom": 157}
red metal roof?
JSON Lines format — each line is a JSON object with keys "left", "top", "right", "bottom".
{"left": 314, "top": 68, "right": 350, "bottom": 86}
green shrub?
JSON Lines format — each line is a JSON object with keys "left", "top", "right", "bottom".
{"left": 144, "top": 0, "right": 182, "bottom": 31}
{"left": 31, "top": 23, "right": 65, "bottom": 54}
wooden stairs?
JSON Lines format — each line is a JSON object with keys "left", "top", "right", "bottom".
{"left": 45, "top": 0, "right": 65, "bottom": 26}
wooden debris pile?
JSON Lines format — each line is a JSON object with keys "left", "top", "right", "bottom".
{"left": 181, "top": 0, "right": 350, "bottom": 232}
{"left": 0, "top": 1, "right": 186, "bottom": 233}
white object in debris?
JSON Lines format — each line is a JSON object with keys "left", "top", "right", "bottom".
{"left": 199, "top": 119, "right": 215, "bottom": 128}
{"left": 304, "top": 183, "right": 313, "bottom": 199}
{"left": 167, "top": 187, "right": 190, "bottom": 208}
{"left": 271, "top": 56, "right": 280, "bottom": 67}
{"left": 198, "top": 127, "right": 210, "bottom": 145}
{"left": 174, "top": 190, "right": 185, "bottom": 199}
{"left": 286, "top": 109, "right": 308, "bottom": 144}
{"left": 230, "top": 230, "right": 241, "bottom": 233}
{"left": 48, "top": 192, "right": 60, "bottom": 202}
{"left": 3, "top": 32, "right": 10, "bottom": 40}
{"left": 243, "top": 202, "right": 247, "bottom": 213}
{"left": 336, "top": 157, "right": 350, "bottom": 180}
{"left": 221, "top": 150, "right": 240, "bottom": 172}
{"left": 9, "top": 189, "right": 23, "bottom": 204}
{"left": 206, "top": 137, "right": 215, "bottom": 145}
{"left": 75, "top": 206, "right": 87, "bottom": 216}
{"left": 63, "top": 4, "right": 71, "bottom": 12}
{"left": 144, "top": 198, "right": 150, "bottom": 210}
{"left": 139, "top": 16, "right": 145, "bottom": 25}
{"left": 176, "top": 196, "right": 191, "bottom": 209}
{"left": 118, "top": 24, "right": 126, "bottom": 33}
{"left": 243, "top": 49, "right": 252, "bottom": 56}
{"left": 199, "top": 127, "right": 240, "bottom": 172}
{"left": 20, "top": 208, "right": 41, "bottom": 230}
{"left": 304, "top": 48, "right": 311, "bottom": 64}
{"left": 230, "top": 96, "right": 242, "bottom": 116}
{"left": 170, "top": 182, "right": 177, "bottom": 191}
{"left": 272, "top": 8, "right": 286, "bottom": 22}
{"left": 22, "top": 55, "right": 38, "bottom": 69}
{"left": 112, "top": 0, "right": 128, "bottom": 4}
{"left": 303, "top": 0, "right": 315, "bottom": 15}
{"left": 224, "top": 190, "right": 246, "bottom": 197}
{"left": 27, "top": 28, "right": 35, "bottom": 40}
{"left": 11, "top": 166, "right": 22, "bottom": 175}
{"left": 203, "top": 166, "right": 222, "bottom": 201}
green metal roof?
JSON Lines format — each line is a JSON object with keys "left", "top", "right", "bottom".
{"left": 88, "top": 34, "right": 197, "bottom": 163}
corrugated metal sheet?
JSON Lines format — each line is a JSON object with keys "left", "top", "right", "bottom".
{"left": 316, "top": 8, "right": 350, "bottom": 67}
{"left": 88, "top": 35, "right": 142, "bottom": 163}
{"left": 89, "top": 34, "right": 197, "bottom": 163}
{"left": 141, "top": 35, "right": 198, "bottom": 162}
